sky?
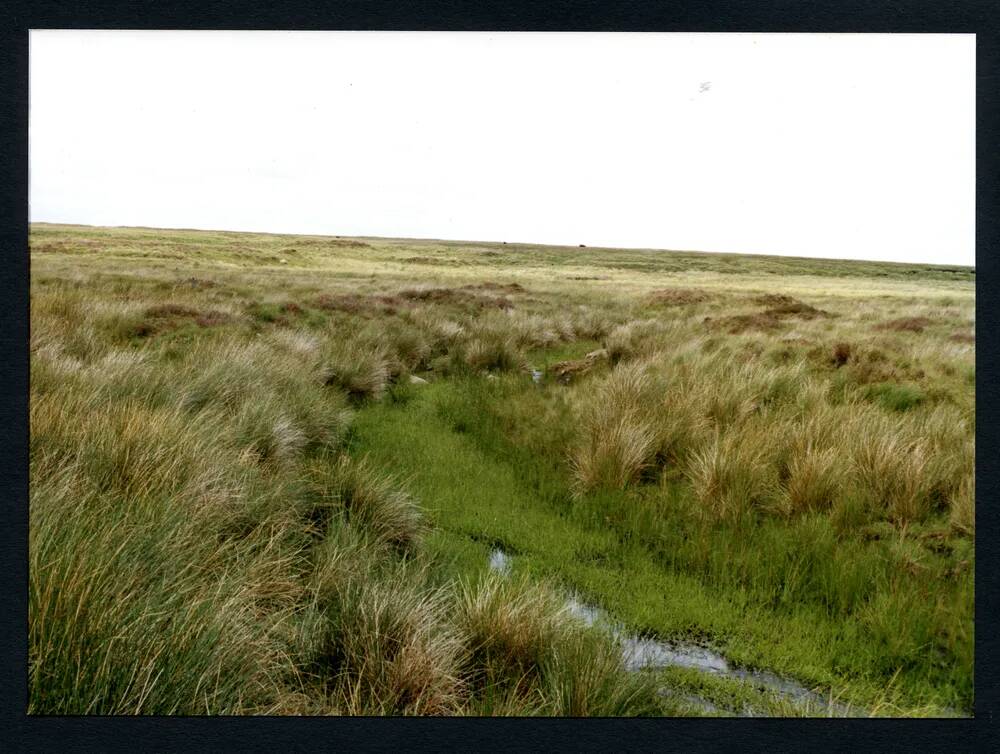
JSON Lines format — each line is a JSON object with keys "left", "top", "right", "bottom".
{"left": 29, "top": 31, "right": 975, "bottom": 266}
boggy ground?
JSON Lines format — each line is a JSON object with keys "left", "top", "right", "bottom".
{"left": 29, "top": 223, "right": 974, "bottom": 715}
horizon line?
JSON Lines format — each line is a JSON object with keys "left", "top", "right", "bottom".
{"left": 28, "top": 220, "right": 976, "bottom": 270}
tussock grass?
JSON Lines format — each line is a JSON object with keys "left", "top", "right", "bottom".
{"left": 320, "top": 339, "right": 391, "bottom": 401}
{"left": 328, "top": 455, "right": 425, "bottom": 553}
{"left": 781, "top": 445, "right": 844, "bottom": 515}
{"left": 461, "top": 332, "right": 528, "bottom": 374}
{"left": 454, "top": 574, "right": 665, "bottom": 715}
{"left": 324, "top": 571, "right": 466, "bottom": 715}
{"left": 570, "top": 361, "right": 661, "bottom": 494}
{"left": 30, "top": 223, "right": 974, "bottom": 716}
{"left": 603, "top": 319, "right": 668, "bottom": 365}
{"left": 30, "top": 400, "right": 298, "bottom": 713}
{"left": 540, "top": 627, "right": 665, "bottom": 716}
{"left": 949, "top": 475, "right": 975, "bottom": 537}
{"left": 456, "top": 574, "right": 568, "bottom": 684}
{"left": 686, "top": 428, "right": 777, "bottom": 521}
{"left": 851, "top": 431, "right": 931, "bottom": 524}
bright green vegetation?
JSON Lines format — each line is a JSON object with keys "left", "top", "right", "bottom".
{"left": 29, "top": 223, "right": 974, "bottom": 716}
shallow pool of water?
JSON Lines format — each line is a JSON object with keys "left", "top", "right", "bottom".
{"left": 488, "top": 548, "right": 512, "bottom": 575}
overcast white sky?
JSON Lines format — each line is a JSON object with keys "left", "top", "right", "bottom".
{"left": 30, "top": 31, "right": 975, "bottom": 265}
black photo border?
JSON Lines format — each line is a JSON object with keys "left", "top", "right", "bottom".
{"left": 1, "top": 2, "right": 996, "bottom": 751}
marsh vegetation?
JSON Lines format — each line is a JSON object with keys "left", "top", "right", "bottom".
{"left": 29, "top": 223, "right": 974, "bottom": 715}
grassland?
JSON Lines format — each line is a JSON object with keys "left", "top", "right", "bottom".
{"left": 28, "top": 222, "right": 974, "bottom": 716}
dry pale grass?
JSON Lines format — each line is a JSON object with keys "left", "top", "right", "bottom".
{"left": 686, "top": 427, "right": 777, "bottom": 520}
{"left": 328, "top": 575, "right": 466, "bottom": 715}
{"left": 329, "top": 455, "right": 426, "bottom": 553}
{"left": 949, "top": 474, "right": 975, "bottom": 537}
{"left": 570, "top": 361, "right": 661, "bottom": 494}
{"left": 455, "top": 573, "right": 568, "bottom": 682}
{"left": 462, "top": 331, "right": 528, "bottom": 374}
{"left": 850, "top": 430, "right": 931, "bottom": 524}
{"left": 781, "top": 445, "right": 844, "bottom": 515}
{"left": 320, "top": 339, "right": 391, "bottom": 400}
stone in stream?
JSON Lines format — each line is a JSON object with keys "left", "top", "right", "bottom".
{"left": 548, "top": 348, "right": 608, "bottom": 384}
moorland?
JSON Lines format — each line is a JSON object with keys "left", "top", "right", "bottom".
{"left": 29, "top": 223, "right": 974, "bottom": 715}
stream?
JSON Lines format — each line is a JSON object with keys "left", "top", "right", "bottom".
{"left": 488, "top": 548, "right": 857, "bottom": 716}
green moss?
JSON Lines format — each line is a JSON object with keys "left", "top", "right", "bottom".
{"left": 864, "top": 382, "right": 926, "bottom": 412}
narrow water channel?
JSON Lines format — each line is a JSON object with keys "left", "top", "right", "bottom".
{"left": 488, "top": 548, "right": 856, "bottom": 716}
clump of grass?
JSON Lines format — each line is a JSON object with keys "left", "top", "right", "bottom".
{"left": 455, "top": 573, "right": 567, "bottom": 687}
{"left": 504, "top": 311, "right": 562, "bottom": 349}
{"left": 851, "top": 430, "right": 931, "bottom": 524}
{"left": 359, "top": 319, "right": 433, "bottom": 377}
{"left": 461, "top": 332, "right": 528, "bottom": 373}
{"left": 324, "top": 572, "right": 466, "bottom": 715}
{"left": 570, "top": 362, "right": 661, "bottom": 494}
{"left": 650, "top": 395, "right": 711, "bottom": 469}
{"left": 570, "top": 306, "right": 614, "bottom": 340}
{"left": 320, "top": 340, "right": 391, "bottom": 401}
{"left": 686, "top": 428, "right": 777, "bottom": 521}
{"left": 178, "top": 341, "right": 274, "bottom": 412}
{"left": 32, "top": 392, "right": 241, "bottom": 513}
{"left": 233, "top": 403, "right": 308, "bottom": 469}
{"left": 269, "top": 328, "right": 322, "bottom": 358}
{"left": 306, "top": 522, "right": 380, "bottom": 611}
{"left": 540, "top": 626, "right": 664, "bottom": 716}
{"left": 29, "top": 395, "right": 298, "bottom": 714}
{"left": 781, "top": 445, "right": 844, "bottom": 515}
{"left": 329, "top": 455, "right": 425, "bottom": 553}
{"left": 700, "top": 370, "right": 763, "bottom": 427}
{"left": 949, "top": 475, "right": 975, "bottom": 537}
{"left": 602, "top": 320, "right": 667, "bottom": 365}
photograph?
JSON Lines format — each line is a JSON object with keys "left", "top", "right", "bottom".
{"left": 27, "top": 30, "right": 975, "bottom": 717}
